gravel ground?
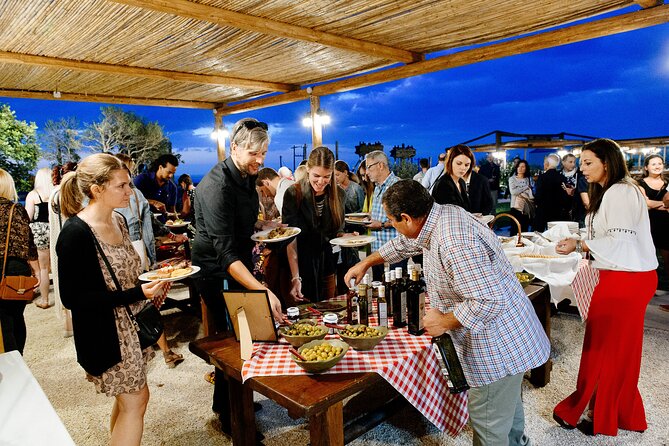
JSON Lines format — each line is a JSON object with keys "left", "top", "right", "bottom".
{"left": 21, "top": 290, "right": 669, "bottom": 446}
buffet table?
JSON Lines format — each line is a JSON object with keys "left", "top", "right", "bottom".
{"left": 189, "top": 281, "right": 552, "bottom": 445}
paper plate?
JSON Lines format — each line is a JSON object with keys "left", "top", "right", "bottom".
{"left": 251, "top": 227, "right": 301, "bottom": 243}
{"left": 165, "top": 221, "right": 190, "bottom": 228}
{"left": 345, "top": 213, "right": 370, "bottom": 218}
{"left": 476, "top": 214, "right": 495, "bottom": 225}
{"left": 139, "top": 265, "right": 200, "bottom": 282}
{"left": 330, "top": 235, "right": 375, "bottom": 247}
{"left": 345, "top": 217, "right": 372, "bottom": 226}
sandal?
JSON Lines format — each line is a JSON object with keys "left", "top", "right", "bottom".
{"left": 204, "top": 371, "right": 215, "bottom": 384}
{"left": 163, "top": 350, "right": 184, "bottom": 368}
{"left": 35, "top": 300, "right": 52, "bottom": 309}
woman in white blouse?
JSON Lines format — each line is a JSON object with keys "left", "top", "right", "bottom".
{"left": 507, "top": 159, "right": 534, "bottom": 233}
{"left": 552, "top": 139, "right": 657, "bottom": 437}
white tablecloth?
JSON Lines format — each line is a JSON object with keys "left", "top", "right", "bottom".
{"left": 0, "top": 350, "right": 75, "bottom": 445}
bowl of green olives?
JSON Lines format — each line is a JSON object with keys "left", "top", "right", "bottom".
{"left": 291, "top": 339, "right": 349, "bottom": 373}
{"left": 279, "top": 320, "right": 328, "bottom": 347}
{"left": 515, "top": 271, "right": 535, "bottom": 288}
{"left": 336, "top": 324, "right": 389, "bottom": 351}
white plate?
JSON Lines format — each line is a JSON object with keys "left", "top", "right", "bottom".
{"left": 345, "top": 213, "right": 370, "bottom": 218}
{"left": 165, "top": 221, "right": 190, "bottom": 228}
{"left": 345, "top": 217, "right": 372, "bottom": 225}
{"left": 139, "top": 265, "right": 200, "bottom": 282}
{"left": 330, "top": 235, "right": 376, "bottom": 247}
{"left": 251, "top": 227, "right": 301, "bottom": 243}
{"left": 521, "top": 232, "right": 537, "bottom": 238}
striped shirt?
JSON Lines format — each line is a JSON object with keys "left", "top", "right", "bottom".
{"left": 379, "top": 204, "right": 550, "bottom": 387}
{"left": 370, "top": 172, "right": 400, "bottom": 252}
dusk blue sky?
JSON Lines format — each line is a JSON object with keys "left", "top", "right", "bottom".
{"left": 3, "top": 21, "right": 669, "bottom": 180}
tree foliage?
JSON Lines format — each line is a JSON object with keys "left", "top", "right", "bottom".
{"left": 83, "top": 106, "right": 175, "bottom": 166}
{"left": 0, "top": 103, "right": 40, "bottom": 192}
{"left": 41, "top": 117, "right": 82, "bottom": 165}
{"left": 391, "top": 159, "right": 419, "bottom": 179}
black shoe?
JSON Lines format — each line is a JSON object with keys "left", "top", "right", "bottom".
{"left": 576, "top": 419, "right": 594, "bottom": 436}
{"left": 553, "top": 412, "right": 575, "bottom": 430}
{"left": 254, "top": 401, "right": 263, "bottom": 412}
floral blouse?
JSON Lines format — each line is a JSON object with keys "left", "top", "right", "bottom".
{"left": 0, "top": 198, "right": 38, "bottom": 262}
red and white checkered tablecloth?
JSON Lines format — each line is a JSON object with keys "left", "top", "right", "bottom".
{"left": 241, "top": 316, "right": 469, "bottom": 436}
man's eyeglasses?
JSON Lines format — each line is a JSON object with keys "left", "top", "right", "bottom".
{"left": 232, "top": 120, "right": 269, "bottom": 141}
{"left": 366, "top": 161, "right": 381, "bottom": 170}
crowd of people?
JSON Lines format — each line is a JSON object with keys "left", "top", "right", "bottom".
{"left": 0, "top": 115, "right": 667, "bottom": 445}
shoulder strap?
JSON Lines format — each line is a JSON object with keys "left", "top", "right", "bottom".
{"left": 2, "top": 203, "right": 17, "bottom": 280}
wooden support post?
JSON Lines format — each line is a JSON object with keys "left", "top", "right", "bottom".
{"left": 310, "top": 95, "right": 322, "bottom": 150}
{"left": 214, "top": 112, "right": 226, "bottom": 161}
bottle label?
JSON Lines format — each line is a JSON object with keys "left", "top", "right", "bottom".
{"left": 378, "top": 302, "right": 388, "bottom": 327}
{"left": 352, "top": 296, "right": 359, "bottom": 324}
{"left": 418, "top": 292, "right": 426, "bottom": 330}
{"left": 400, "top": 291, "right": 407, "bottom": 323}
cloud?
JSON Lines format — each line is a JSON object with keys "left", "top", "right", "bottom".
{"left": 191, "top": 126, "right": 214, "bottom": 137}
{"left": 335, "top": 92, "right": 363, "bottom": 101}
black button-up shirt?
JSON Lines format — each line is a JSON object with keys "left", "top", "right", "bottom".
{"left": 191, "top": 157, "right": 259, "bottom": 279}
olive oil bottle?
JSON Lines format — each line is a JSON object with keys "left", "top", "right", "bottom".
{"left": 432, "top": 333, "right": 470, "bottom": 394}
{"left": 357, "top": 282, "right": 369, "bottom": 326}
{"left": 346, "top": 279, "right": 357, "bottom": 324}
{"left": 383, "top": 270, "right": 394, "bottom": 314}
{"left": 407, "top": 268, "right": 425, "bottom": 335}
{"left": 377, "top": 285, "right": 388, "bottom": 327}
{"left": 392, "top": 267, "right": 407, "bottom": 328}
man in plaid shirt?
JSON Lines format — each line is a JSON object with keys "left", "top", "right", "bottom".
{"left": 364, "top": 150, "right": 406, "bottom": 279}
{"left": 346, "top": 180, "right": 550, "bottom": 446}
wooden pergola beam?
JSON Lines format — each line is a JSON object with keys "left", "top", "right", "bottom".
{"left": 0, "top": 51, "right": 295, "bottom": 92}
{"left": 218, "top": 4, "right": 669, "bottom": 115}
{"left": 0, "top": 89, "right": 214, "bottom": 109}
{"left": 110, "top": 0, "right": 420, "bottom": 63}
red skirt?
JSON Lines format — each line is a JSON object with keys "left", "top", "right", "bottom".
{"left": 554, "top": 269, "right": 657, "bottom": 436}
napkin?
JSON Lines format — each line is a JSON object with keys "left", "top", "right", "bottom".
{"left": 541, "top": 224, "right": 579, "bottom": 242}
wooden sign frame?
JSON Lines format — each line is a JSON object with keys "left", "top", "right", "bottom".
{"left": 223, "top": 290, "right": 279, "bottom": 342}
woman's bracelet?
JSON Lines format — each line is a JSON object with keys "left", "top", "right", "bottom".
{"left": 291, "top": 276, "right": 302, "bottom": 283}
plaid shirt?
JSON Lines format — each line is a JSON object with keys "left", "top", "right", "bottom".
{"left": 379, "top": 204, "right": 550, "bottom": 387}
{"left": 370, "top": 172, "right": 400, "bottom": 252}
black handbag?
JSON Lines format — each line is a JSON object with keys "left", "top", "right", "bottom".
{"left": 87, "top": 223, "right": 163, "bottom": 349}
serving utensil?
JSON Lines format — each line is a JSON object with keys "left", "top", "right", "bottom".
{"left": 288, "top": 347, "right": 307, "bottom": 361}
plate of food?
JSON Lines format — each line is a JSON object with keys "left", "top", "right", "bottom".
{"left": 345, "top": 213, "right": 372, "bottom": 225}
{"left": 251, "top": 226, "right": 301, "bottom": 243}
{"left": 139, "top": 264, "right": 200, "bottom": 282}
{"left": 329, "top": 235, "right": 375, "bottom": 247}
{"left": 165, "top": 218, "right": 190, "bottom": 228}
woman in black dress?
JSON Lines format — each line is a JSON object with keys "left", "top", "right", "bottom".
{"left": 283, "top": 146, "right": 346, "bottom": 302}
{"left": 431, "top": 144, "right": 472, "bottom": 210}
{"left": 638, "top": 154, "right": 669, "bottom": 297}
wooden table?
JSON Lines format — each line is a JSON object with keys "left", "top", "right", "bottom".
{"left": 190, "top": 335, "right": 403, "bottom": 446}
{"left": 525, "top": 280, "right": 552, "bottom": 387}
{"left": 189, "top": 281, "right": 553, "bottom": 445}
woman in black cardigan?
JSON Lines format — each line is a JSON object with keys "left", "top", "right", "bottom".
{"left": 57, "top": 153, "right": 168, "bottom": 446}
{"left": 283, "top": 146, "right": 346, "bottom": 302}
{"left": 432, "top": 144, "right": 474, "bottom": 210}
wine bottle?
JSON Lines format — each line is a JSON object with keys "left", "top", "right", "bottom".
{"left": 346, "top": 278, "right": 356, "bottom": 324}
{"left": 357, "top": 282, "right": 369, "bottom": 326}
{"left": 407, "top": 268, "right": 425, "bottom": 336}
{"left": 392, "top": 267, "right": 407, "bottom": 328}
{"left": 377, "top": 285, "right": 388, "bottom": 327}
{"left": 432, "top": 333, "right": 470, "bottom": 394}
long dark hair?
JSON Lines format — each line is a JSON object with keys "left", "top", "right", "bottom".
{"left": 512, "top": 159, "right": 531, "bottom": 179}
{"left": 305, "top": 146, "right": 343, "bottom": 229}
{"left": 445, "top": 144, "right": 474, "bottom": 176}
{"left": 356, "top": 160, "right": 374, "bottom": 209}
{"left": 334, "top": 160, "right": 359, "bottom": 183}
{"left": 584, "top": 138, "right": 634, "bottom": 215}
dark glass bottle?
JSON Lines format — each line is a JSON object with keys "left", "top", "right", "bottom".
{"left": 346, "top": 279, "right": 356, "bottom": 324}
{"left": 407, "top": 269, "right": 425, "bottom": 336}
{"left": 432, "top": 333, "right": 470, "bottom": 394}
{"left": 377, "top": 285, "right": 388, "bottom": 327}
{"left": 357, "top": 282, "right": 369, "bottom": 326}
{"left": 392, "top": 267, "right": 407, "bottom": 328}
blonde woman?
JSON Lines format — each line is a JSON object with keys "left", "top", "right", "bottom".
{"left": 57, "top": 154, "right": 169, "bottom": 446}
{"left": 25, "top": 167, "right": 55, "bottom": 308}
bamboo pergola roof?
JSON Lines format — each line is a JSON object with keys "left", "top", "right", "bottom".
{"left": 0, "top": 0, "right": 667, "bottom": 113}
